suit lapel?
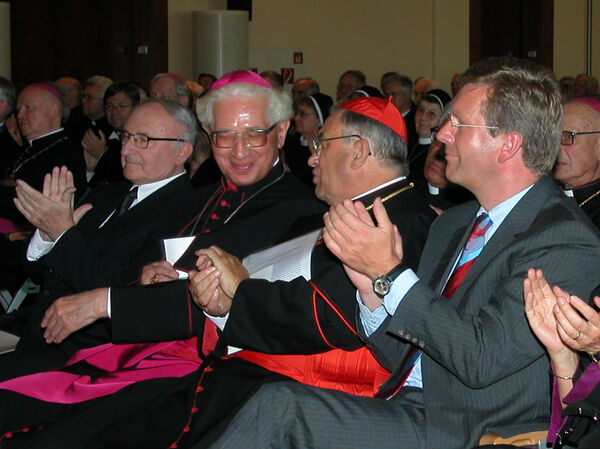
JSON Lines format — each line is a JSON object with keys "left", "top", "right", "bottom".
{"left": 451, "top": 175, "right": 556, "bottom": 299}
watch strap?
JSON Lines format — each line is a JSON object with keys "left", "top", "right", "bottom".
{"left": 385, "top": 262, "right": 408, "bottom": 282}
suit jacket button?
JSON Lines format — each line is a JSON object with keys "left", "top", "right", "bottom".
{"left": 418, "top": 340, "right": 425, "bottom": 348}
{"left": 398, "top": 329, "right": 405, "bottom": 336}
{"left": 411, "top": 337, "right": 418, "bottom": 344}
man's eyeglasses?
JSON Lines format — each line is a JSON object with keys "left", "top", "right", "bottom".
{"left": 448, "top": 114, "right": 498, "bottom": 131}
{"left": 121, "top": 130, "right": 186, "bottom": 149}
{"left": 210, "top": 123, "right": 278, "bottom": 149}
{"left": 310, "top": 135, "right": 362, "bottom": 154}
{"left": 106, "top": 103, "right": 132, "bottom": 112}
{"left": 561, "top": 130, "right": 600, "bottom": 145}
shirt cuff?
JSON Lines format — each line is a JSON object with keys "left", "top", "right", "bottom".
{"left": 204, "top": 312, "right": 229, "bottom": 331}
{"left": 107, "top": 287, "right": 112, "bottom": 318}
{"left": 357, "top": 268, "right": 419, "bottom": 336}
{"left": 26, "top": 229, "right": 56, "bottom": 261}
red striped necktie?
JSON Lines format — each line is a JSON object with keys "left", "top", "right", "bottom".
{"left": 377, "top": 213, "right": 492, "bottom": 399}
{"left": 442, "top": 213, "right": 492, "bottom": 299}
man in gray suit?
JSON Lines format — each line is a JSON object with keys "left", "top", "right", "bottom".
{"left": 202, "top": 58, "right": 600, "bottom": 449}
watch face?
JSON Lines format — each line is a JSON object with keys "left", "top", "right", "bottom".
{"left": 373, "top": 276, "right": 390, "bottom": 296}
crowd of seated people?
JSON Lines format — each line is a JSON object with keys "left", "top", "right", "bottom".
{"left": 0, "top": 57, "right": 598, "bottom": 448}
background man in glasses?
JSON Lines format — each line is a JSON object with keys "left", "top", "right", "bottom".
{"left": 84, "top": 82, "right": 141, "bottom": 188}
{"left": 79, "top": 75, "right": 113, "bottom": 143}
{"left": 201, "top": 58, "right": 600, "bottom": 449}
{"left": 149, "top": 72, "right": 192, "bottom": 109}
{"left": 553, "top": 98, "right": 600, "bottom": 229}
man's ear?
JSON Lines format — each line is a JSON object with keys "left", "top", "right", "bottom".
{"left": 350, "top": 138, "right": 371, "bottom": 169}
{"left": 498, "top": 131, "right": 523, "bottom": 164}
{"left": 176, "top": 142, "right": 194, "bottom": 165}
{"left": 276, "top": 120, "right": 290, "bottom": 149}
{"left": 49, "top": 101, "right": 61, "bottom": 122}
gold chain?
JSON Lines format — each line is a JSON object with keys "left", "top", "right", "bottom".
{"left": 365, "top": 182, "right": 414, "bottom": 211}
{"left": 578, "top": 187, "right": 600, "bottom": 207}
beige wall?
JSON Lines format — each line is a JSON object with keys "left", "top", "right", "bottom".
{"left": 169, "top": 0, "right": 600, "bottom": 93}
{"left": 553, "top": 0, "right": 600, "bottom": 80}
{"left": 168, "top": 0, "right": 469, "bottom": 94}
{"left": 246, "top": 0, "right": 468, "bottom": 97}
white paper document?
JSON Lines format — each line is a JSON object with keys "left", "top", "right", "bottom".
{"left": 163, "top": 236, "right": 195, "bottom": 279}
{"left": 225, "top": 229, "right": 321, "bottom": 355}
{"left": 0, "top": 330, "right": 19, "bottom": 354}
{"left": 242, "top": 229, "right": 321, "bottom": 282}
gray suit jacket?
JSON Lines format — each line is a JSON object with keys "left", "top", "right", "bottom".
{"left": 366, "top": 175, "right": 600, "bottom": 448}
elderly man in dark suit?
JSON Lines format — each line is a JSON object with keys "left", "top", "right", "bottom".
{"left": 0, "top": 82, "right": 87, "bottom": 221}
{"left": 201, "top": 58, "right": 600, "bottom": 449}
{"left": 0, "top": 98, "right": 197, "bottom": 376}
{"left": 554, "top": 98, "right": 600, "bottom": 229}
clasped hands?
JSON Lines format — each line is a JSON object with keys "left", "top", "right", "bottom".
{"left": 140, "top": 247, "right": 249, "bottom": 317}
{"left": 13, "top": 166, "right": 92, "bottom": 241}
{"left": 524, "top": 268, "right": 600, "bottom": 369}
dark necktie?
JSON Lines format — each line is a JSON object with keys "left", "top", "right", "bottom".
{"left": 377, "top": 212, "right": 493, "bottom": 399}
{"left": 116, "top": 186, "right": 138, "bottom": 216}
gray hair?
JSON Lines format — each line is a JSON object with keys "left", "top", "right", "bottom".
{"left": 0, "top": 77, "right": 16, "bottom": 119}
{"left": 462, "top": 56, "right": 562, "bottom": 175}
{"left": 340, "top": 70, "right": 366, "bottom": 87}
{"left": 84, "top": 75, "right": 113, "bottom": 98}
{"left": 139, "top": 98, "right": 198, "bottom": 145}
{"left": 294, "top": 77, "right": 320, "bottom": 95}
{"left": 382, "top": 74, "right": 413, "bottom": 93}
{"left": 196, "top": 82, "right": 292, "bottom": 129}
{"left": 335, "top": 106, "right": 408, "bottom": 175}
{"left": 150, "top": 73, "right": 192, "bottom": 105}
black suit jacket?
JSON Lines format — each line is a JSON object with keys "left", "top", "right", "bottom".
{"left": 0, "top": 124, "right": 22, "bottom": 180}
{"left": 0, "top": 130, "right": 87, "bottom": 221}
{"left": 570, "top": 178, "right": 600, "bottom": 230}
{"left": 87, "top": 136, "right": 125, "bottom": 189}
{"left": 404, "top": 103, "right": 418, "bottom": 150}
{"left": 1, "top": 175, "right": 196, "bottom": 375}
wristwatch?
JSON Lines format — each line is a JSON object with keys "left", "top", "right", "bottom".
{"left": 372, "top": 262, "right": 408, "bottom": 296}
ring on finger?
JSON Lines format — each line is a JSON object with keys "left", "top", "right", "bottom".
{"left": 574, "top": 331, "right": 581, "bottom": 340}
{"left": 150, "top": 275, "right": 159, "bottom": 284}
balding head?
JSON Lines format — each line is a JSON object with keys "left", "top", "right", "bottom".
{"left": 16, "top": 84, "right": 65, "bottom": 141}
{"left": 554, "top": 100, "right": 600, "bottom": 189}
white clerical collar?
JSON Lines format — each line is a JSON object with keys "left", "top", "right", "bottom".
{"left": 418, "top": 137, "right": 432, "bottom": 145}
{"left": 353, "top": 176, "right": 407, "bottom": 201}
{"left": 427, "top": 183, "right": 440, "bottom": 195}
{"left": 401, "top": 109, "right": 410, "bottom": 117}
{"left": 28, "top": 127, "right": 64, "bottom": 146}
{"left": 109, "top": 130, "right": 119, "bottom": 140}
{"left": 563, "top": 189, "right": 574, "bottom": 198}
